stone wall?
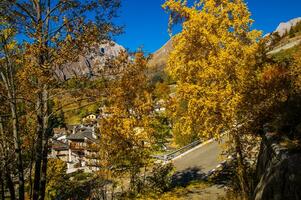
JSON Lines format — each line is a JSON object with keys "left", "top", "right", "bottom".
{"left": 254, "top": 133, "right": 301, "bottom": 200}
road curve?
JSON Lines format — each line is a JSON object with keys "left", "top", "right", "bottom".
{"left": 172, "top": 138, "right": 227, "bottom": 173}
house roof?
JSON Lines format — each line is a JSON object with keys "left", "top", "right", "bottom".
{"left": 66, "top": 127, "right": 98, "bottom": 142}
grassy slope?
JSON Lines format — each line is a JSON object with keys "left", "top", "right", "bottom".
{"left": 271, "top": 42, "right": 301, "bottom": 61}
{"left": 53, "top": 88, "right": 102, "bottom": 125}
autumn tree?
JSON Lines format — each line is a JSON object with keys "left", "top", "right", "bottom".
{"left": 265, "top": 45, "right": 301, "bottom": 139}
{"left": 163, "top": 0, "right": 262, "bottom": 198}
{"left": 163, "top": 0, "right": 301, "bottom": 198}
{"left": 0, "top": 21, "right": 25, "bottom": 200}
{"left": 0, "top": 1, "right": 121, "bottom": 199}
{"left": 97, "top": 51, "right": 158, "bottom": 196}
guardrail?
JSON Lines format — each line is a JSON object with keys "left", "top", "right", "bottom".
{"left": 152, "top": 139, "right": 202, "bottom": 161}
{"left": 152, "top": 123, "right": 245, "bottom": 162}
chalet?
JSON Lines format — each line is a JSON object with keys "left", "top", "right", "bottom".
{"left": 66, "top": 126, "right": 100, "bottom": 172}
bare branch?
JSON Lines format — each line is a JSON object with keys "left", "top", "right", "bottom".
{"left": 42, "top": 1, "right": 69, "bottom": 24}
{"left": 14, "top": 2, "right": 37, "bottom": 24}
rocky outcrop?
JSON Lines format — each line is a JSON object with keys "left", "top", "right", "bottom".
{"left": 275, "top": 17, "right": 301, "bottom": 37}
{"left": 254, "top": 133, "right": 301, "bottom": 200}
{"left": 54, "top": 41, "right": 125, "bottom": 80}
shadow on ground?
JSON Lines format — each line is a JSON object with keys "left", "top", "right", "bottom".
{"left": 171, "top": 167, "right": 206, "bottom": 187}
{"left": 171, "top": 163, "right": 235, "bottom": 188}
{"left": 170, "top": 166, "right": 231, "bottom": 200}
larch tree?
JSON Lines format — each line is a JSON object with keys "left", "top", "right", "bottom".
{"left": 163, "top": 0, "right": 262, "bottom": 198}
{"left": 0, "top": 1, "right": 121, "bottom": 199}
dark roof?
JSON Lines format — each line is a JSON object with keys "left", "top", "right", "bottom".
{"left": 66, "top": 128, "right": 97, "bottom": 142}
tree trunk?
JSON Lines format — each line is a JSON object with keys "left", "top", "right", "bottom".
{"left": 34, "top": 2, "right": 51, "bottom": 198}
{"left": 0, "top": 61, "right": 24, "bottom": 200}
{"left": 5, "top": 171, "right": 15, "bottom": 200}
{"left": 29, "top": 140, "right": 35, "bottom": 200}
{"left": 234, "top": 134, "right": 250, "bottom": 200}
{"left": 0, "top": 117, "right": 6, "bottom": 200}
{"left": 10, "top": 101, "right": 25, "bottom": 200}
{"left": 40, "top": 86, "right": 50, "bottom": 200}
{"left": 40, "top": 142, "right": 48, "bottom": 200}
{"left": 33, "top": 94, "right": 43, "bottom": 200}
{"left": 0, "top": 170, "right": 5, "bottom": 200}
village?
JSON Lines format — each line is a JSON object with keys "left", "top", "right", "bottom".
{"left": 50, "top": 100, "right": 167, "bottom": 174}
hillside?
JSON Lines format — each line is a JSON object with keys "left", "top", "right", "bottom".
{"left": 268, "top": 17, "right": 301, "bottom": 54}
{"left": 148, "top": 38, "right": 173, "bottom": 72}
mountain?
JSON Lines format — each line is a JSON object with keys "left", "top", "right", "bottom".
{"left": 58, "top": 18, "right": 301, "bottom": 81}
{"left": 274, "top": 17, "right": 301, "bottom": 37}
{"left": 148, "top": 38, "right": 173, "bottom": 73}
{"left": 55, "top": 41, "right": 125, "bottom": 80}
{"left": 148, "top": 17, "right": 301, "bottom": 69}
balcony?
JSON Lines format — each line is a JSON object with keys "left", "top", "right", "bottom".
{"left": 70, "top": 142, "right": 86, "bottom": 151}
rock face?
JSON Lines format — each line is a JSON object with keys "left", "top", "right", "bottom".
{"left": 254, "top": 133, "right": 301, "bottom": 200}
{"left": 275, "top": 17, "right": 301, "bottom": 37}
{"left": 54, "top": 41, "right": 125, "bottom": 80}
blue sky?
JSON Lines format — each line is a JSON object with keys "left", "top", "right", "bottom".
{"left": 113, "top": 0, "right": 301, "bottom": 53}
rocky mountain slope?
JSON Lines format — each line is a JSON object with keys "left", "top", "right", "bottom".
{"left": 268, "top": 17, "right": 301, "bottom": 55}
{"left": 55, "top": 41, "right": 125, "bottom": 80}
{"left": 254, "top": 132, "right": 301, "bottom": 200}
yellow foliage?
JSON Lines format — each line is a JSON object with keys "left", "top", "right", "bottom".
{"left": 99, "top": 51, "right": 156, "bottom": 182}
{"left": 45, "top": 159, "right": 67, "bottom": 200}
{"left": 163, "top": 0, "right": 261, "bottom": 140}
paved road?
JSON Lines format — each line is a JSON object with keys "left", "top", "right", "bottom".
{"left": 172, "top": 138, "right": 227, "bottom": 173}
{"left": 170, "top": 138, "right": 229, "bottom": 199}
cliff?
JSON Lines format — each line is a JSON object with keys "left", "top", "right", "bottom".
{"left": 54, "top": 41, "right": 125, "bottom": 81}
